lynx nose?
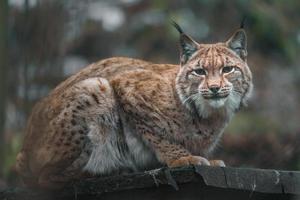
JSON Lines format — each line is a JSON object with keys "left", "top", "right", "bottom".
{"left": 209, "top": 85, "right": 220, "bottom": 94}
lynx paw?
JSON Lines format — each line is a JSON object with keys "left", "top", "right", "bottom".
{"left": 168, "top": 156, "right": 210, "bottom": 168}
{"left": 209, "top": 160, "right": 226, "bottom": 167}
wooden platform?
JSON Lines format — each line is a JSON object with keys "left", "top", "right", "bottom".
{"left": 1, "top": 166, "right": 299, "bottom": 200}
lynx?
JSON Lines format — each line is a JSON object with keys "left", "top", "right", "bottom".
{"left": 16, "top": 23, "right": 253, "bottom": 189}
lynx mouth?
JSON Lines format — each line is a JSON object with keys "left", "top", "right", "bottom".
{"left": 203, "top": 94, "right": 229, "bottom": 100}
{"left": 202, "top": 94, "right": 230, "bottom": 108}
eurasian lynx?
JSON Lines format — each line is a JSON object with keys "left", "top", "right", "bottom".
{"left": 16, "top": 23, "right": 253, "bottom": 189}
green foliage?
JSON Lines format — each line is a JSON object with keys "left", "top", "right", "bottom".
{"left": 226, "top": 112, "right": 281, "bottom": 135}
{"left": 2, "top": 135, "right": 23, "bottom": 179}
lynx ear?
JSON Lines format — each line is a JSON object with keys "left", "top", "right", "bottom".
{"left": 172, "top": 21, "right": 199, "bottom": 65}
{"left": 226, "top": 29, "right": 247, "bottom": 60}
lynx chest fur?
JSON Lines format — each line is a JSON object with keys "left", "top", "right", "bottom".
{"left": 16, "top": 24, "right": 253, "bottom": 189}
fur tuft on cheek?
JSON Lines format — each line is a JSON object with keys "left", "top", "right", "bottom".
{"left": 241, "top": 81, "right": 253, "bottom": 107}
{"left": 227, "top": 90, "right": 242, "bottom": 112}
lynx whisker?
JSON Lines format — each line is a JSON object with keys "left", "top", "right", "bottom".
{"left": 182, "top": 93, "right": 198, "bottom": 105}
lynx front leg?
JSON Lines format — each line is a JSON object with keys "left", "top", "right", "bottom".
{"left": 143, "top": 132, "right": 211, "bottom": 168}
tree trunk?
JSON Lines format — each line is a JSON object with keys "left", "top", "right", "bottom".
{"left": 0, "top": 0, "right": 8, "bottom": 174}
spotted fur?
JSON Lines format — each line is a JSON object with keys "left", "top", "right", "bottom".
{"left": 16, "top": 27, "right": 252, "bottom": 189}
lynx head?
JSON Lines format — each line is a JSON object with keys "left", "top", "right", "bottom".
{"left": 173, "top": 22, "right": 253, "bottom": 118}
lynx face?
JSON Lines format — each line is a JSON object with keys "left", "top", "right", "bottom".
{"left": 175, "top": 26, "right": 253, "bottom": 118}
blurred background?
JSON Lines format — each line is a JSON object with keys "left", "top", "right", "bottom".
{"left": 0, "top": 0, "right": 300, "bottom": 188}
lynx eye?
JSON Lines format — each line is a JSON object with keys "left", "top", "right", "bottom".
{"left": 222, "top": 66, "right": 234, "bottom": 74}
{"left": 192, "top": 68, "right": 206, "bottom": 76}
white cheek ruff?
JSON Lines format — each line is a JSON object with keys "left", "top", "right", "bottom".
{"left": 208, "top": 98, "right": 226, "bottom": 108}
{"left": 227, "top": 91, "right": 242, "bottom": 111}
{"left": 190, "top": 90, "right": 242, "bottom": 118}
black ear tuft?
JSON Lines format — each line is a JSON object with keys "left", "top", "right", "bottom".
{"left": 240, "top": 16, "right": 246, "bottom": 29}
{"left": 171, "top": 20, "right": 184, "bottom": 34}
{"left": 171, "top": 20, "right": 199, "bottom": 65}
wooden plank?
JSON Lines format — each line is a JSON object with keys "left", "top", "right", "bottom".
{"left": 194, "top": 166, "right": 300, "bottom": 194}
{"left": 1, "top": 166, "right": 299, "bottom": 200}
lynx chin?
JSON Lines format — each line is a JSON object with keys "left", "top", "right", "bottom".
{"left": 16, "top": 22, "right": 253, "bottom": 189}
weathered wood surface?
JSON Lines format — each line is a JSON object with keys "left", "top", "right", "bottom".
{"left": 1, "top": 166, "right": 299, "bottom": 200}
